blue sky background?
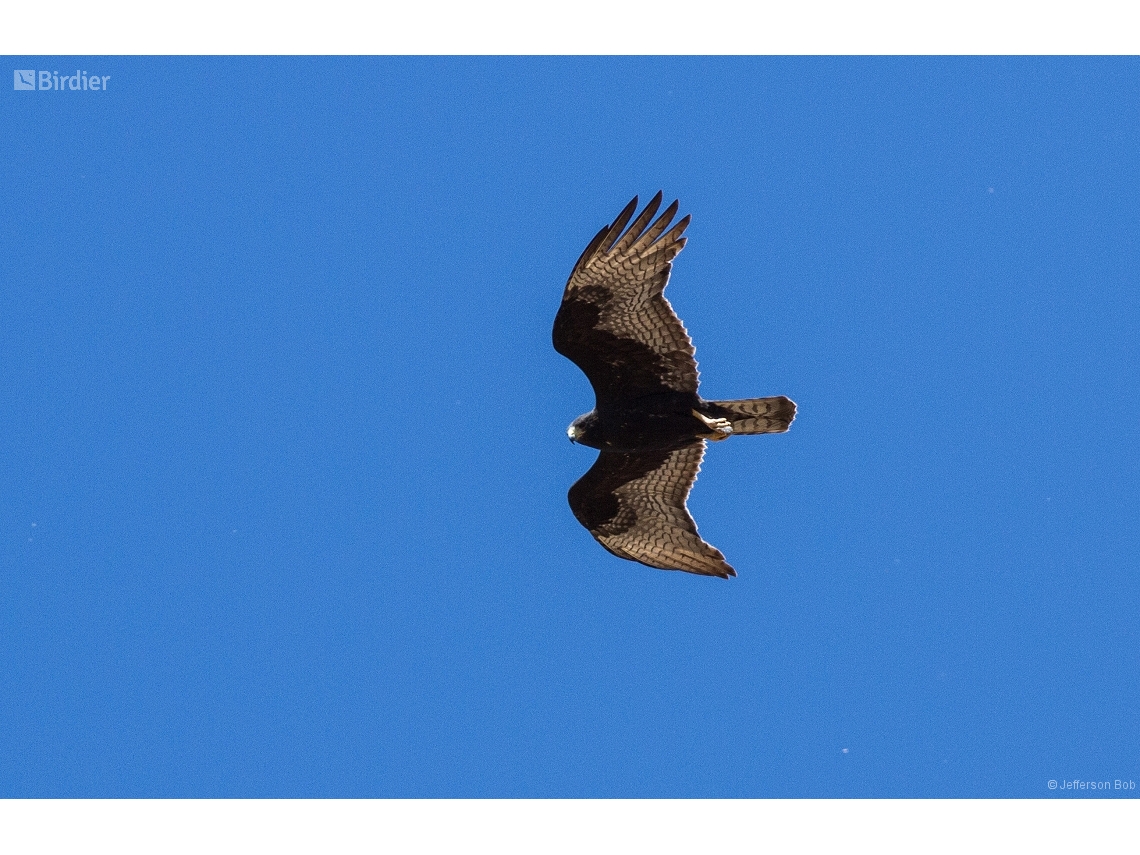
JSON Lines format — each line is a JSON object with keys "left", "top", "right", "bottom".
{"left": 2, "top": 57, "right": 1138, "bottom": 797}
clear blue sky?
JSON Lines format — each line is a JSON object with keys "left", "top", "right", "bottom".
{"left": 3, "top": 57, "right": 1138, "bottom": 797}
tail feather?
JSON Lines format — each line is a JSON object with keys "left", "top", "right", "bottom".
{"left": 706, "top": 396, "right": 796, "bottom": 435}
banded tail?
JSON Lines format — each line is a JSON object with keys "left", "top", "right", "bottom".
{"left": 705, "top": 396, "right": 796, "bottom": 435}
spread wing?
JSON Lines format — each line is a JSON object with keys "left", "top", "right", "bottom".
{"left": 567, "top": 442, "right": 735, "bottom": 578}
{"left": 552, "top": 193, "right": 698, "bottom": 407}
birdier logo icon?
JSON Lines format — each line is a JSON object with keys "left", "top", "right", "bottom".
{"left": 13, "top": 70, "right": 110, "bottom": 90}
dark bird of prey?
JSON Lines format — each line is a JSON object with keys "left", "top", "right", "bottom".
{"left": 553, "top": 193, "right": 795, "bottom": 578}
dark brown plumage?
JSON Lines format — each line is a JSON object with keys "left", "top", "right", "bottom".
{"left": 553, "top": 193, "right": 795, "bottom": 578}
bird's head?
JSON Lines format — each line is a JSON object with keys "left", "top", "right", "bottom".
{"left": 567, "top": 411, "right": 599, "bottom": 447}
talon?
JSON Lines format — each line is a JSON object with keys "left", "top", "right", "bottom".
{"left": 692, "top": 410, "right": 733, "bottom": 441}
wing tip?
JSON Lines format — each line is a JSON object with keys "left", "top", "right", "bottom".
{"left": 710, "top": 555, "right": 737, "bottom": 578}
{"left": 683, "top": 561, "right": 736, "bottom": 579}
{"left": 601, "top": 195, "right": 641, "bottom": 253}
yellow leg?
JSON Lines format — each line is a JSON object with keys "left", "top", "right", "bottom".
{"left": 692, "top": 410, "right": 733, "bottom": 441}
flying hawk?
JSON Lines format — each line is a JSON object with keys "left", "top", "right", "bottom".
{"left": 553, "top": 193, "right": 795, "bottom": 578}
